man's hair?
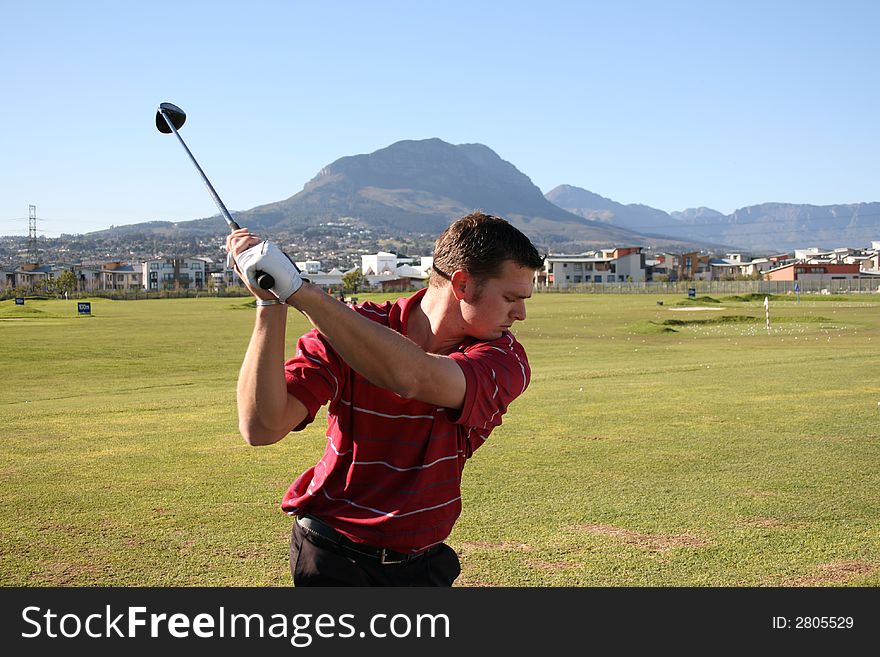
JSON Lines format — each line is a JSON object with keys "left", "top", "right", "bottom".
{"left": 429, "top": 212, "right": 545, "bottom": 287}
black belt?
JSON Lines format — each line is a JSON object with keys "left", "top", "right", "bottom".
{"left": 296, "top": 515, "right": 433, "bottom": 565}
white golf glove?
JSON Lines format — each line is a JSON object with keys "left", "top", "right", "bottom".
{"left": 235, "top": 240, "right": 304, "bottom": 301}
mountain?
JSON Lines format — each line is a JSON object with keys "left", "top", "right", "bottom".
{"left": 547, "top": 184, "right": 879, "bottom": 253}
{"left": 545, "top": 185, "right": 672, "bottom": 233}
{"left": 669, "top": 207, "right": 726, "bottom": 223}
{"left": 695, "top": 203, "right": 880, "bottom": 253}
{"left": 226, "top": 139, "right": 703, "bottom": 252}
{"left": 95, "top": 139, "right": 705, "bottom": 254}
{"left": 80, "top": 142, "right": 879, "bottom": 256}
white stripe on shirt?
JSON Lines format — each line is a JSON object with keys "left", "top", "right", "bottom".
{"left": 353, "top": 453, "right": 460, "bottom": 472}
{"left": 317, "top": 488, "right": 462, "bottom": 519}
{"left": 338, "top": 398, "right": 435, "bottom": 421}
{"left": 304, "top": 353, "right": 340, "bottom": 401}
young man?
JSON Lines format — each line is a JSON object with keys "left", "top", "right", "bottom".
{"left": 227, "top": 212, "right": 544, "bottom": 586}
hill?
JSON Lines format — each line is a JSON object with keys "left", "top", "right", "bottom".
{"left": 90, "top": 139, "right": 708, "bottom": 254}
{"left": 547, "top": 184, "right": 879, "bottom": 253}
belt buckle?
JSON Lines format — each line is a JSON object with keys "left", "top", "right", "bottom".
{"left": 379, "top": 548, "right": 407, "bottom": 565}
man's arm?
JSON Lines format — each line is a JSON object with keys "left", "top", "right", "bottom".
{"left": 226, "top": 227, "right": 466, "bottom": 413}
{"left": 287, "top": 282, "right": 467, "bottom": 410}
{"left": 237, "top": 304, "right": 309, "bottom": 446}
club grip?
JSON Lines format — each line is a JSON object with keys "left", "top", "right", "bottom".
{"left": 255, "top": 271, "right": 275, "bottom": 289}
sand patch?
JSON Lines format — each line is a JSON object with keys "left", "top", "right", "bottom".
{"left": 668, "top": 307, "right": 726, "bottom": 311}
{"left": 577, "top": 523, "right": 709, "bottom": 552}
{"left": 454, "top": 576, "right": 498, "bottom": 587}
{"left": 528, "top": 560, "right": 578, "bottom": 572}
{"left": 741, "top": 516, "right": 800, "bottom": 529}
{"left": 783, "top": 561, "right": 875, "bottom": 586}
{"left": 457, "top": 540, "right": 532, "bottom": 553}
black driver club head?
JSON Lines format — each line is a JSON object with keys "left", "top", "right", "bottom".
{"left": 156, "top": 102, "right": 187, "bottom": 133}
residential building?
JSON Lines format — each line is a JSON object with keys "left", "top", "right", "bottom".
{"left": 361, "top": 251, "right": 399, "bottom": 275}
{"left": 142, "top": 257, "right": 207, "bottom": 290}
{"left": 675, "top": 252, "right": 713, "bottom": 281}
{"left": 763, "top": 262, "right": 862, "bottom": 282}
{"left": 358, "top": 251, "right": 430, "bottom": 290}
{"left": 11, "top": 263, "right": 72, "bottom": 289}
{"left": 542, "top": 247, "right": 646, "bottom": 288}
{"left": 96, "top": 262, "right": 142, "bottom": 290}
{"left": 649, "top": 253, "right": 677, "bottom": 280}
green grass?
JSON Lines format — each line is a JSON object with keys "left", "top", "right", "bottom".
{"left": 2, "top": 293, "right": 879, "bottom": 586}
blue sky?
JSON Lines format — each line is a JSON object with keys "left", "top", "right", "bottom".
{"left": 1, "top": 0, "right": 877, "bottom": 236}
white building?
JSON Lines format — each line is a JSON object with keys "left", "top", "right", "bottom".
{"left": 361, "top": 251, "right": 399, "bottom": 275}
{"left": 361, "top": 251, "right": 421, "bottom": 275}
{"left": 542, "top": 247, "right": 646, "bottom": 288}
{"left": 358, "top": 251, "right": 430, "bottom": 290}
{"left": 142, "top": 257, "right": 208, "bottom": 290}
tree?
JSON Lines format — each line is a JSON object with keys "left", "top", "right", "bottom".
{"left": 342, "top": 270, "right": 370, "bottom": 294}
{"left": 56, "top": 270, "right": 77, "bottom": 297}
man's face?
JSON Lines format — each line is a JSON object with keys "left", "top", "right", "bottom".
{"left": 461, "top": 260, "right": 535, "bottom": 340}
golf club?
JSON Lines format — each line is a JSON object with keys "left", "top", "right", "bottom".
{"left": 155, "top": 102, "right": 274, "bottom": 290}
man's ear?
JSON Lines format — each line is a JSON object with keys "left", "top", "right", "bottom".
{"left": 449, "top": 270, "right": 469, "bottom": 301}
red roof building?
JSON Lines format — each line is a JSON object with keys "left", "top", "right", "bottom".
{"left": 763, "top": 262, "right": 861, "bottom": 281}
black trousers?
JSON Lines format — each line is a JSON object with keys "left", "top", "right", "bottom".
{"left": 290, "top": 520, "right": 461, "bottom": 587}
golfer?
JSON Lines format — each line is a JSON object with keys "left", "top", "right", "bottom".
{"left": 227, "top": 212, "right": 544, "bottom": 586}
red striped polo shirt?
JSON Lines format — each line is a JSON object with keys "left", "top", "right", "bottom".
{"left": 280, "top": 287, "right": 531, "bottom": 553}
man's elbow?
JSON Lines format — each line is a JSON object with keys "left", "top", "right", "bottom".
{"left": 387, "top": 370, "right": 423, "bottom": 400}
{"left": 238, "top": 419, "right": 285, "bottom": 446}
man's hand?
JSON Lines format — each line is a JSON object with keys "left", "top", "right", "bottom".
{"left": 226, "top": 228, "right": 303, "bottom": 301}
{"left": 236, "top": 241, "right": 304, "bottom": 301}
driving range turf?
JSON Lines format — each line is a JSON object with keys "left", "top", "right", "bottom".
{"left": 2, "top": 292, "right": 878, "bottom": 586}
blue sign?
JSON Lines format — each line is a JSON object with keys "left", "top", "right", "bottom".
{"left": 77, "top": 302, "right": 92, "bottom": 315}
{"left": 15, "top": 297, "right": 24, "bottom": 305}
{"left": 687, "top": 288, "right": 696, "bottom": 299}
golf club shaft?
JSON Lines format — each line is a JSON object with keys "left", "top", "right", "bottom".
{"left": 158, "top": 110, "right": 240, "bottom": 230}
{"left": 158, "top": 109, "right": 275, "bottom": 289}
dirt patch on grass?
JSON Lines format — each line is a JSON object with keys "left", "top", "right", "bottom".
{"left": 528, "top": 560, "right": 578, "bottom": 572}
{"left": 668, "top": 306, "right": 726, "bottom": 312}
{"left": 42, "top": 558, "right": 108, "bottom": 585}
{"left": 457, "top": 540, "right": 532, "bottom": 553}
{"left": 577, "top": 523, "right": 709, "bottom": 552}
{"left": 783, "top": 561, "right": 876, "bottom": 586}
{"left": 741, "top": 516, "right": 800, "bottom": 529}
{"left": 454, "top": 576, "right": 498, "bottom": 587}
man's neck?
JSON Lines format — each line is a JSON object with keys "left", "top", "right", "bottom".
{"left": 407, "top": 286, "right": 466, "bottom": 355}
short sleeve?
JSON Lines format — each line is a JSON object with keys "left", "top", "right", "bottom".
{"left": 448, "top": 334, "right": 530, "bottom": 432}
{"left": 284, "top": 328, "right": 345, "bottom": 431}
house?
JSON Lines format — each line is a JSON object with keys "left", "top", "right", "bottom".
{"left": 649, "top": 253, "right": 677, "bottom": 280}
{"left": 142, "top": 257, "right": 207, "bottom": 290}
{"left": 708, "top": 256, "right": 744, "bottom": 280}
{"left": 96, "top": 262, "right": 142, "bottom": 290}
{"left": 0, "top": 266, "right": 14, "bottom": 289}
{"left": 298, "top": 265, "right": 346, "bottom": 290}
{"left": 358, "top": 251, "right": 429, "bottom": 290}
{"left": 763, "top": 262, "right": 862, "bottom": 282}
{"left": 542, "top": 248, "right": 646, "bottom": 288}
{"left": 367, "top": 264, "right": 429, "bottom": 291}
{"left": 11, "top": 263, "right": 72, "bottom": 290}
{"left": 673, "top": 251, "right": 713, "bottom": 281}
{"left": 361, "top": 251, "right": 414, "bottom": 276}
